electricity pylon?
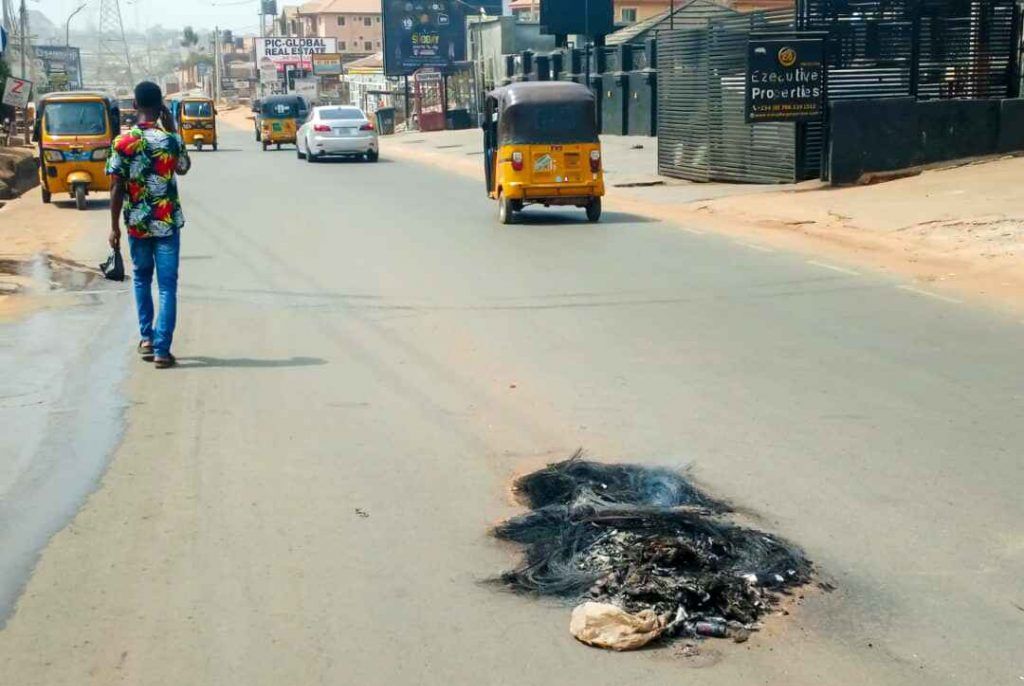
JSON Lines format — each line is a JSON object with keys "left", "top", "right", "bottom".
{"left": 96, "top": 0, "right": 133, "bottom": 88}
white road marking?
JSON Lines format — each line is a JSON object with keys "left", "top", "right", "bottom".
{"left": 681, "top": 227, "right": 706, "bottom": 235}
{"left": 806, "top": 260, "right": 861, "bottom": 276}
{"left": 737, "top": 242, "right": 775, "bottom": 253}
{"left": 896, "top": 285, "right": 963, "bottom": 305}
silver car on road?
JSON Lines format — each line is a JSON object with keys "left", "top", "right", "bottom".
{"left": 297, "top": 106, "right": 379, "bottom": 163}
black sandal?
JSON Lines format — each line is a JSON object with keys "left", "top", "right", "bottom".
{"left": 138, "top": 340, "right": 154, "bottom": 362}
{"left": 154, "top": 354, "right": 176, "bottom": 369}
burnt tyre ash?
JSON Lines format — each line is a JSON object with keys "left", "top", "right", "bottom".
{"left": 491, "top": 452, "right": 814, "bottom": 646}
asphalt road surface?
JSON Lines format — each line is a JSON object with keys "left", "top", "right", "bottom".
{"left": 0, "top": 124, "right": 1021, "bottom": 686}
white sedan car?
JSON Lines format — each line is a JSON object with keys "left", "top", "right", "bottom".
{"left": 297, "top": 106, "right": 379, "bottom": 163}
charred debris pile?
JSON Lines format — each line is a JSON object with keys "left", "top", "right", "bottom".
{"left": 491, "top": 454, "right": 813, "bottom": 650}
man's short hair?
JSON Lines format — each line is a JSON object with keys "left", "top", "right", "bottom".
{"left": 134, "top": 81, "right": 163, "bottom": 110}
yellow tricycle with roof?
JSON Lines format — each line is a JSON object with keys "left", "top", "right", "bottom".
{"left": 482, "top": 82, "right": 605, "bottom": 224}
{"left": 34, "top": 91, "right": 120, "bottom": 210}
{"left": 258, "top": 95, "right": 303, "bottom": 150}
{"left": 177, "top": 96, "right": 218, "bottom": 151}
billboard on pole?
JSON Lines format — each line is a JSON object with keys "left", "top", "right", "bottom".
{"left": 34, "top": 46, "right": 84, "bottom": 91}
{"left": 382, "top": 0, "right": 467, "bottom": 76}
{"left": 254, "top": 37, "right": 339, "bottom": 71}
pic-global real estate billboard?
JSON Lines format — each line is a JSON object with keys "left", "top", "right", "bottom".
{"left": 382, "top": 0, "right": 467, "bottom": 76}
{"left": 254, "top": 37, "right": 339, "bottom": 70}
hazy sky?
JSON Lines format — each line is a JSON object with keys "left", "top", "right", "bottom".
{"left": 33, "top": 0, "right": 301, "bottom": 34}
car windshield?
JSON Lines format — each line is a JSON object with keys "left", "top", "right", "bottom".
{"left": 118, "top": 99, "right": 134, "bottom": 111}
{"left": 183, "top": 101, "right": 213, "bottom": 117}
{"left": 319, "top": 107, "right": 364, "bottom": 120}
{"left": 44, "top": 101, "right": 107, "bottom": 136}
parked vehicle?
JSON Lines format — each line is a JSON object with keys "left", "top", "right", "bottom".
{"left": 482, "top": 82, "right": 604, "bottom": 224}
{"left": 177, "top": 97, "right": 218, "bottom": 151}
{"left": 258, "top": 95, "right": 303, "bottom": 150}
{"left": 297, "top": 106, "right": 379, "bottom": 163}
{"left": 34, "top": 91, "right": 120, "bottom": 210}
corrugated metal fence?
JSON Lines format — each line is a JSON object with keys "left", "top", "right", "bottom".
{"left": 658, "top": 9, "right": 797, "bottom": 183}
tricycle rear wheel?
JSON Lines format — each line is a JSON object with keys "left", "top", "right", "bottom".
{"left": 74, "top": 185, "right": 87, "bottom": 211}
{"left": 498, "top": 191, "right": 516, "bottom": 225}
{"left": 41, "top": 186, "right": 51, "bottom": 204}
{"left": 586, "top": 198, "right": 602, "bottom": 223}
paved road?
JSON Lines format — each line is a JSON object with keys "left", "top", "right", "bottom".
{"left": 0, "top": 124, "right": 1021, "bottom": 686}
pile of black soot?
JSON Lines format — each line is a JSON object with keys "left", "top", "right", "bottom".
{"left": 493, "top": 453, "right": 813, "bottom": 637}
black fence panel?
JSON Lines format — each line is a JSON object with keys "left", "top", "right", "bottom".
{"left": 628, "top": 71, "right": 657, "bottom": 136}
{"left": 601, "top": 73, "right": 628, "bottom": 135}
{"left": 828, "top": 96, "right": 1020, "bottom": 182}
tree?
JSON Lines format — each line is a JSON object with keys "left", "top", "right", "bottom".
{"left": 181, "top": 26, "right": 199, "bottom": 48}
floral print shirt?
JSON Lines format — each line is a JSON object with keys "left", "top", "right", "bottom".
{"left": 106, "top": 123, "right": 190, "bottom": 239}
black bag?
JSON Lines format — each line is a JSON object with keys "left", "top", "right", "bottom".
{"left": 99, "top": 248, "right": 125, "bottom": 281}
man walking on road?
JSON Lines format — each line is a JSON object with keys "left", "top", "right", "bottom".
{"left": 107, "top": 81, "right": 191, "bottom": 369}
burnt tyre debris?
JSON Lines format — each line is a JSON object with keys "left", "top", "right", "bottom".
{"left": 491, "top": 452, "right": 814, "bottom": 649}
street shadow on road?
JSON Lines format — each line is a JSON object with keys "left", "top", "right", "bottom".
{"left": 174, "top": 356, "right": 327, "bottom": 369}
{"left": 52, "top": 198, "right": 111, "bottom": 211}
{"left": 308, "top": 157, "right": 395, "bottom": 164}
{"left": 512, "top": 210, "right": 655, "bottom": 226}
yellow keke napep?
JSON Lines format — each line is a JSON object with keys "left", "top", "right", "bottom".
{"left": 259, "top": 95, "right": 303, "bottom": 150}
{"left": 483, "top": 82, "right": 604, "bottom": 224}
{"left": 177, "top": 96, "right": 218, "bottom": 151}
{"left": 35, "top": 91, "right": 119, "bottom": 210}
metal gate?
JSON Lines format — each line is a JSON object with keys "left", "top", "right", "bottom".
{"left": 658, "top": 9, "right": 799, "bottom": 183}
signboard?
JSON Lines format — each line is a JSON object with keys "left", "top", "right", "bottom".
{"left": 382, "top": 0, "right": 466, "bottom": 76}
{"left": 291, "top": 77, "right": 318, "bottom": 103}
{"left": 254, "top": 37, "right": 338, "bottom": 70}
{"left": 2, "top": 76, "right": 32, "bottom": 108}
{"left": 311, "top": 53, "right": 342, "bottom": 76}
{"left": 259, "top": 57, "right": 279, "bottom": 84}
{"left": 540, "top": 0, "right": 614, "bottom": 37}
{"left": 34, "top": 45, "right": 84, "bottom": 91}
{"left": 745, "top": 36, "right": 825, "bottom": 123}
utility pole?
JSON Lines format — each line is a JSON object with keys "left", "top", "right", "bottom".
{"left": 19, "top": 0, "right": 26, "bottom": 80}
{"left": 214, "top": 26, "right": 221, "bottom": 102}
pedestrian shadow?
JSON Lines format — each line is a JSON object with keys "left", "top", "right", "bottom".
{"left": 174, "top": 355, "right": 327, "bottom": 369}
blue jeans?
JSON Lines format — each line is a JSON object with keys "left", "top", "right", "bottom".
{"left": 128, "top": 232, "right": 180, "bottom": 358}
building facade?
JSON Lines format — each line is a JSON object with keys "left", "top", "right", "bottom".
{"left": 281, "top": 0, "right": 384, "bottom": 58}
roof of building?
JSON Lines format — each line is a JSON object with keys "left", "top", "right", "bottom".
{"left": 345, "top": 51, "right": 384, "bottom": 72}
{"left": 298, "top": 0, "right": 382, "bottom": 13}
{"left": 606, "top": 0, "right": 792, "bottom": 45}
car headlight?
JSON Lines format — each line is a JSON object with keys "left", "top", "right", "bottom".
{"left": 42, "top": 149, "right": 64, "bottom": 162}
{"left": 92, "top": 148, "right": 109, "bottom": 161}
{"left": 204, "top": 122, "right": 214, "bottom": 130}
{"left": 182, "top": 122, "right": 193, "bottom": 130}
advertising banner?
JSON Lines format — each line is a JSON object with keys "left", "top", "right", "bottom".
{"left": 34, "top": 45, "right": 83, "bottom": 91}
{"left": 311, "top": 53, "right": 343, "bottom": 76}
{"left": 745, "top": 36, "right": 825, "bottom": 123}
{"left": 382, "top": 0, "right": 466, "bottom": 76}
{"left": 254, "top": 37, "right": 339, "bottom": 70}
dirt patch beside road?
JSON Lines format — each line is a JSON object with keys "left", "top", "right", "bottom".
{"left": 0, "top": 146, "right": 39, "bottom": 199}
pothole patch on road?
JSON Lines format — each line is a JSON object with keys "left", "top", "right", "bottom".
{"left": 489, "top": 452, "right": 818, "bottom": 653}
